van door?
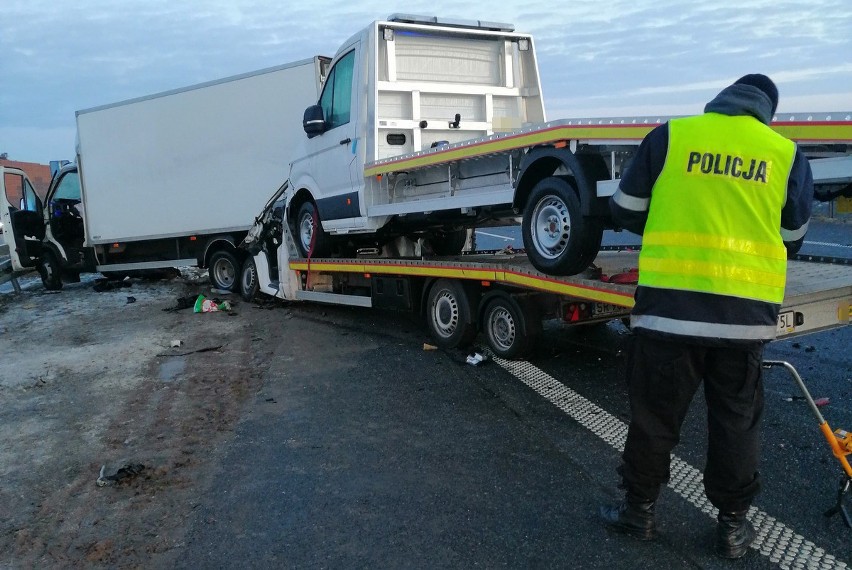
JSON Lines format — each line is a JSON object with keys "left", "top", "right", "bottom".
{"left": 0, "top": 167, "right": 44, "bottom": 271}
{"left": 45, "top": 166, "right": 85, "bottom": 252}
{"left": 307, "top": 47, "right": 362, "bottom": 222}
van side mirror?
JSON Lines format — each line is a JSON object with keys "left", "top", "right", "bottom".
{"left": 303, "top": 105, "right": 326, "bottom": 138}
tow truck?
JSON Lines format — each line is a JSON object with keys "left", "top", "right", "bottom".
{"left": 238, "top": 175, "right": 851, "bottom": 359}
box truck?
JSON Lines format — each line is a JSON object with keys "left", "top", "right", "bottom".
{"left": 0, "top": 56, "right": 329, "bottom": 290}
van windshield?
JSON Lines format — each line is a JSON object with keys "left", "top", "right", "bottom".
{"left": 53, "top": 171, "right": 81, "bottom": 201}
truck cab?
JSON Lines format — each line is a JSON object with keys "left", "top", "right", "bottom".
{"left": 1, "top": 163, "right": 95, "bottom": 289}
{"left": 287, "top": 14, "right": 545, "bottom": 258}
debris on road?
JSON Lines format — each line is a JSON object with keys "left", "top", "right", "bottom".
{"left": 96, "top": 463, "right": 146, "bottom": 487}
{"left": 93, "top": 279, "right": 132, "bottom": 292}
{"left": 163, "top": 296, "right": 196, "bottom": 312}
{"left": 194, "top": 294, "right": 231, "bottom": 313}
{"left": 156, "top": 345, "right": 224, "bottom": 357}
{"left": 466, "top": 352, "right": 487, "bottom": 366}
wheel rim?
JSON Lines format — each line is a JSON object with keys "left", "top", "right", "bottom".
{"left": 43, "top": 259, "right": 55, "bottom": 281}
{"left": 431, "top": 290, "right": 459, "bottom": 338}
{"left": 530, "top": 195, "right": 571, "bottom": 259}
{"left": 488, "top": 306, "right": 516, "bottom": 351}
{"left": 241, "top": 263, "right": 256, "bottom": 292}
{"left": 213, "top": 258, "right": 236, "bottom": 288}
{"left": 299, "top": 211, "right": 314, "bottom": 254}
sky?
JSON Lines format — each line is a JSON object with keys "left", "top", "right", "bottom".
{"left": 1, "top": 0, "right": 850, "bottom": 164}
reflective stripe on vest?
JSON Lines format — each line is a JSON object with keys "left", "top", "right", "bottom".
{"left": 639, "top": 114, "right": 795, "bottom": 304}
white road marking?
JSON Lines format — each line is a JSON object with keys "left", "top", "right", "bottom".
{"left": 490, "top": 354, "right": 849, "bottom": 569}
{"left": 804, "top": 240, "right": 852, "bottom": 249}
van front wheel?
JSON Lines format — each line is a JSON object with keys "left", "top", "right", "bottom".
{"left": 240, "top": 257, "right": 260, "bottom": 302}
{"left": 296, "top": 201, "right": 331, "bottom": 258}
{"left": 39, "top": 251, "right": 63, "bottom": 291}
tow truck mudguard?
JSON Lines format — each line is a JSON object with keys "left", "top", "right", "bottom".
{"left": 514, "top": 146, "right": 611, "bottom": 217}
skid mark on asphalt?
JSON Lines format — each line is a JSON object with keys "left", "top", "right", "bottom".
{"left": 491, "top": 354, "right": 849, "bottom": 569}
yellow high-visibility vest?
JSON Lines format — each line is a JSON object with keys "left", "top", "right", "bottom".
{"left": 639, "top": 113, "right": 796, "bottom": 303}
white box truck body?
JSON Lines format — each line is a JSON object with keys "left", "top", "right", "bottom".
{"left": 1, "top": 56, "right": 329, "bottom": 290}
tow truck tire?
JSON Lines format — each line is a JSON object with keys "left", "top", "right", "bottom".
{"left": 428, "top": 229, "right": 468, "bottom": 256}
{"left": 425, "top": 279, "right": 477, "bottom": 349}
{"left": 481, "top": 293, "right": 541, "bottom": 359}
{"left": 296, "top": 201, "right": 331, "bottom": 258}
{"left": 209, "top": 250, "right": 239, "bottom": 291}
{"left": 522, "top": 177, "right": 600, "bottom": 276}
{"left": 239, "top": 257, "right": 259, "bottom": 302}
{"left": 39, "top": 251, "right": 63, "bottom": 291}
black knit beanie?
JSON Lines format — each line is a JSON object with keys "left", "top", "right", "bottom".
{"left": 734, "top": 74, "right": 779, "bottom": 116}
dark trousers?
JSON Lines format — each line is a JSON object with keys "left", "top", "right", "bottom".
{"left": 620, "top": 334, "right": 765, "bottom": 513}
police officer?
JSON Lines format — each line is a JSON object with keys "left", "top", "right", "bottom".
{"left": 600, "top": 74, "right": 814, "bottom": 559}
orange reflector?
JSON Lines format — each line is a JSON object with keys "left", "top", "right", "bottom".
{"left": 364, "top": 273, "right": 371, "bottom": 278}
{"left": 554, "top": 140, "right": 568, "bottom": 149}
{"left": 112, "top": 243, "right": 120, "bottom": 249}
{"left": 376, "top": 174, "right": 383, "bottom": 181}
{"left": 190, "top": 236, "right": 197, "bottom": 241}
{"left": 346, "top": 198, "right": 352, "bottom": 205}
{"left": 481, "top": 281, "right": 491, "bottom": 287}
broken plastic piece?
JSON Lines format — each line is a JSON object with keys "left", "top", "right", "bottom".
{"left": 194, "top": 294, "right": 232, "bottom": 313}
{"left": 423, "top": 343, "right": 438, "bottom": 351}
{"left": 815, "top": 397, "right": 831, "bottom": 407}
{"left": 466, "top": 352, "right": 487, "bottom": 366}
{"left": 170, "top": 340, "right": 183, "bottom": 348}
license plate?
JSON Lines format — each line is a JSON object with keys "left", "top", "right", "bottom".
{"left": 592, "top": 303, "right": 626, "bottom": 318}
{"left": 777, "top": 310, "right": 795, "bottom": 333}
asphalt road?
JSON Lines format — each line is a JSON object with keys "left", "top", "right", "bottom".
{"left": 174, "top": 289, "right": 851, "bottom": 568}
{"left": 5, "top": 213, "right": 846, "bottom": 567}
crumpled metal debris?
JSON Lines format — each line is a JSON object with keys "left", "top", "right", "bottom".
{"left": 97, "top": 463, "right": 145, "bottom": 487}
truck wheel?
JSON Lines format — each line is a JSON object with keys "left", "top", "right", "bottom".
{"left": 240, "top": 257, "right": 259, "bottom": 302}
{"left": 428, "top": 229, "right": 468, "bottom": 256}
{"left": 296, "top": 201, "right": 331, "bottom": 258}
{"left": 39, "top": 251, "right": 63, "bottom": 291}
{"left": 425, "top": 279, "right": 477, "bottom": 349}
{"left": 481, "top": 293, "right": 541, "bottom": 359}
{"left": 522, "top": 177, "right": 600, "bottom": 276}
{"left": 576, "top": 218, "right": 604, "bottom": 269}
{"left": 209, "top": 250, "right": 239, "bottom": 291}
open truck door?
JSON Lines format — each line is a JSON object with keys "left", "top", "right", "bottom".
{"left": 0, "top": 166, "right": 45, "bottom": 272}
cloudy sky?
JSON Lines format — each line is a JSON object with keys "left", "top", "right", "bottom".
{"left": 2, "top": 0, "right": 850, "bottom": 163}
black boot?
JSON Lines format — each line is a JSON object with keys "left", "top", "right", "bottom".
{"left": 715, "top": 510, "right": 755, "bottom": 559}
{"left": 600, "top": 496, "right": 657, "bottom": 540}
